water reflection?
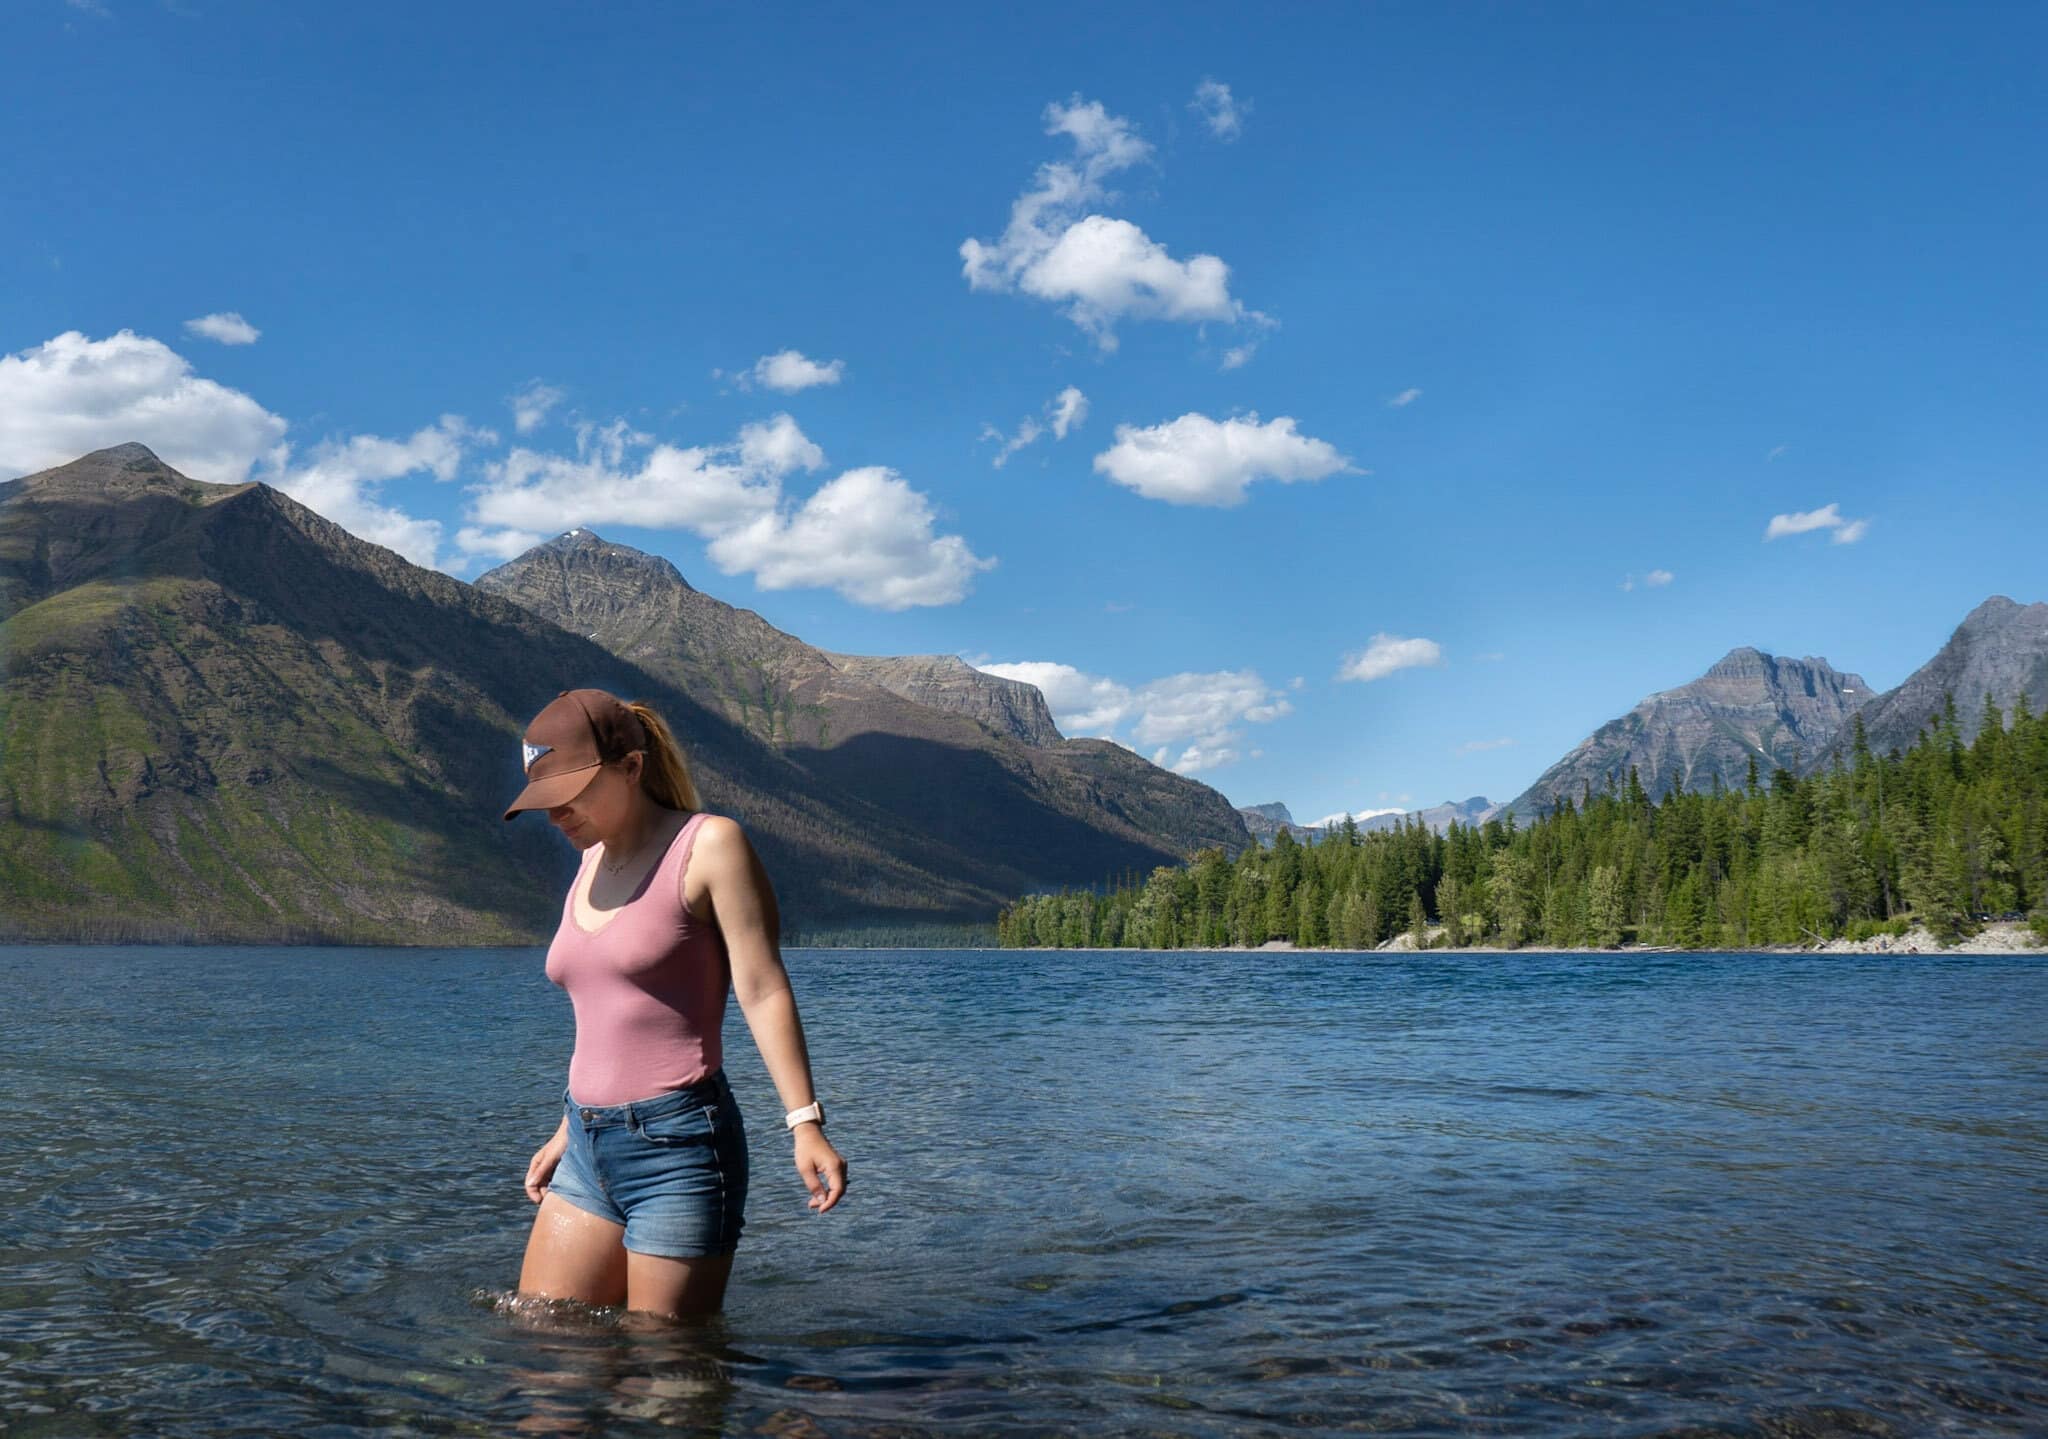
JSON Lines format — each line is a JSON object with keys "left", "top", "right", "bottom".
{"left": 487, "top": 1293, "right": 738, "bottom": 1434}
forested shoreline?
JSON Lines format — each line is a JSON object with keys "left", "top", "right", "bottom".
{"left": 998, "top": 698, "right": 2048, "bottom": 952}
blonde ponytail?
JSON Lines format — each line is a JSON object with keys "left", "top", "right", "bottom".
{"left": 627, "top": 701, "right": 701, "bottom": 813}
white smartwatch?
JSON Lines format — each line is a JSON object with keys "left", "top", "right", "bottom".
{"left": 784, "top": 1101, "right": 825, "bottom": 1130}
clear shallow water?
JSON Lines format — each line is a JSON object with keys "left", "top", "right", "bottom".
{"left": 2, "top": 945, "right": 2044, "bottom": 1437}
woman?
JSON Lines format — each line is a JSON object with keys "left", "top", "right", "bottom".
{"left": 504, "top": 688, "right": 847, "bottom": 1320}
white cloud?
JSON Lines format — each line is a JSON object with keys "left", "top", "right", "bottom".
{"left": 983, "top": 417, "right": 1044, "bottom": 469}
{"left": 468, "top": 414, "right": 988, "bottom": 609}
{"left": 1766, "top": 444, "right": 1789, "bottom": 462}
{"left": 509, "top": 380, "right": 565, "bottom": 435}
{"left": 1221, "top": 343, "right": 1257, "bottom": 371}
{"left": 706, "top": 466, "right": 994, "bottom": 610}
{"left": 1338, "top": 634, "right": 1444, "bottom": 683}
{"left": 960, "top": 96, "right": 1257, "bottom": 349}
{"left": 184, "top": 311, "right": 260, "bottom": 346}
{"left": 748, "top": 349, "right": 845, "bottom": 393}
{"left": 275, "top": 415, "right": 493, "bottom": 569}
{"left": 471, "top": 415, "right": 803, "bottom": 537}
{"left": 1093, "top": 411, "right": 1356, "bottom": 506}
{"left": 1764, "top": 502, "right": 1869, "bottom": 544}
{"left": 455, "top": 525, "right": 547, "bottom": 563}
{"left": 0, "top": 329, "right": 288, "bottom": 483}
{"left": 1457, "top": 737, "right": 1517, "bottom": 754}
{"left": 1188, "top": 78, "right": 1248, "bottom": 141}
{"left": 1049, "top": 385, "right": 1088, "bottom": 440}
{"left": 1387, "top": 387, "right": 1422, "bottom": 408}
{"left": 973, "top": 660, "right": 1289, "bottom": 775}
{"left": 985, "top": 385, "right": 1089, "bottom": 467}
{"left": 1645, "top": 568, "right": 1675, "bottom": 586}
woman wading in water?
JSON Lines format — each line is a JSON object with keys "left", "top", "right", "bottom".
{"left": 505, "top": 689, "right": 847, "bottom": 1320}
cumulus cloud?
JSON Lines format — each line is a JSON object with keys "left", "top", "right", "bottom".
{"left": 960, "top": 96, "right": 1258, "bottom": 348}
{"left": 509, "top": 380, "right": 566, "bottom": 435}
{"left": 984, "top": 385, "right": 1089, "bottom": 468}
{"left": 274, "top": 416, "right": 493, "bottom": 568}
{"left": 454, "top": 524, "right": 547, "bottom": 563}
{"left": 1764, "top": 502, "right": 1869, "bottom": 543}
{"left": 1621, "top": 567, "right": 1676, "bottom": 591}
{"left": 706, "top": 466, "right": 994, "bottom": 610}
{"left": 184, "top": 312, "right": 260, "bottom": 346}
{"left": 974, "top": 659, "right": 1290, "bottom": 775}
{"left": 1188, "top": 78, "right": 1248, "bottom": 140}
{"left": 1220, "top": 343, "right": 1258, "bottom": 371}
{"left": 466, "top": 414, "right": 989, "bottom": 609}
{"left": 1093, "top": 411, "right": 1356, "bottom": 506}
{"left": 0, "top": 329, "right": 288, "bottom": 483}
{"left": 1387, "top": 387, "right": 1422, "bottom": 408}
{"left": 1337, "top": 634, "right": 1444, "bottom": 683}
{"left": 747, "top": 349, "right": 845, "bottom": 393}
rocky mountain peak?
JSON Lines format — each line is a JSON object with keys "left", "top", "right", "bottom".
{"left": 1842, "top": 595, "right": 2048, "bottom": 755}
{"left": 1506, "top": 648, "right": 1871, "bottom": 816}
{"left": 822, "top": 652, "right": 1064, "bottom": 747}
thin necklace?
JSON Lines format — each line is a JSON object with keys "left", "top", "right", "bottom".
{"left": 601, "top": 832, "right": 646, "bottom": 875}
{"left": 601, "top": 816, "right": 671, "bottom": 874}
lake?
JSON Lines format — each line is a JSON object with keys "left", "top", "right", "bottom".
{"left": 2, "top": 944, "right": 2044, "bottom": 1436}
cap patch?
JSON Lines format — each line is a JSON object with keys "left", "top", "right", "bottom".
{"left": 523, "top": 742, "right": 552, "bottom": 770}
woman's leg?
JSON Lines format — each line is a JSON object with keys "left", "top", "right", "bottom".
{"left": 625, "top": 1251, "right": 735, "bottom": 1320}
{"left": 519, "top": 1193, "right": 630, "bottom": 1308}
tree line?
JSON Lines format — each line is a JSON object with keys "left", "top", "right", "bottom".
{"left": 997, "top": 696, "right": 2048, "bottom": 951}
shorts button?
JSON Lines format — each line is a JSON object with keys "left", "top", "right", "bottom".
{"left": 580, "top": 1110, "right": 594, "bottom": 1120}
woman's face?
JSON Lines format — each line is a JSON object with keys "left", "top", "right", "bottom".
{"left": 546, "top": 754, "right": 644, "bottom": 847}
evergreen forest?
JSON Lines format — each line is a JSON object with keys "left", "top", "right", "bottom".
{"left": 996, "top": 697, "right": 2048, "bottom": 952}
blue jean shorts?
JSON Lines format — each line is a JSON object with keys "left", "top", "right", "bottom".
{"left": 545, "top": 1070, "right": 749, "bottom": 1259}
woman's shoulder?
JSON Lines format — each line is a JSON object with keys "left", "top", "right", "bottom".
{"left": 686, "top": 811, "right": 748, "bottom": 854}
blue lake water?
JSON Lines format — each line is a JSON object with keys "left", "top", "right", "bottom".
{"left": 2, "top": 944, "right": 2044, "bottom": 1436}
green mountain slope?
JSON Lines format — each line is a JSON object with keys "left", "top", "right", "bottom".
{"left": 475, "top": 530, "right": 1252, "bottom": 893}
{"left": 0, "top": 446, "right": 1029, "bottom": 941}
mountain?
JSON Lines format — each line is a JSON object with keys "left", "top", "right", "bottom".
{"left": 820, "top": 652, "right": 1060, "bottom": 747}
{"left": 474, "top": 529, "right": 1250, "bottom": 888}
{"left": 1239, "top": 796, "right": 1502, "bottom": 845}
{"left": 0, "top": 447, "right": 1219, "bottom": 943}
{"left": 1358, "top": 797, "right": 1503, "bottom": 835}
{"left": 1237, "top": 802, "right": 1318, "bottom": 844}
{"left": 1831, "top": 597, "right": 2048, "bottom": 759}
{"left": 1505, "top": 648, "right": 1871, "bottom": 818}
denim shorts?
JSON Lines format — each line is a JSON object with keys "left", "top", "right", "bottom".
{"left": 545, "top": 1070, "right": 749, "bottom": 1259}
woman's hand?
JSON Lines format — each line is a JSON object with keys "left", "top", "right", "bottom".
{"left": 793, "top": 1126, "right": 847, "bottom": 1213}
{"left": 524, "top": 1131, "right": 567, "bottom": 1204}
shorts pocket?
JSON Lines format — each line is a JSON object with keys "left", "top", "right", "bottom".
{"left": 636, "top": 1103, "right": 717, "bottom": 1147}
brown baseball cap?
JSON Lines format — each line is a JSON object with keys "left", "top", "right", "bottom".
{"left": 503, "top": 689, "right": 651, "bottom": 820}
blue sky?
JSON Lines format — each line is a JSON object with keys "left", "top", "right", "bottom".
{"left": 6, "top": 1, "right": 2046, "bottom": 825}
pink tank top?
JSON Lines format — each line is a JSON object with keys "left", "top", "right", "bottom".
{"left": 543, "top": 811, "right": 729, "bottom": 1105}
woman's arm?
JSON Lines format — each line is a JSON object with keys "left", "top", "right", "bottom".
{"left": 691, "top": 815, "right": 849, "bottom": 1214}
